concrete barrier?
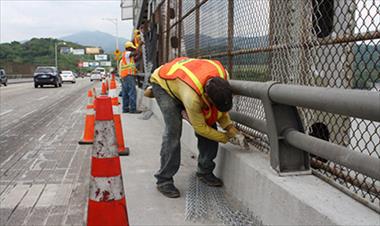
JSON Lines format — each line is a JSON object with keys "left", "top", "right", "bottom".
{"left": 136, "top": 88, "right": 380, "bottom": 226}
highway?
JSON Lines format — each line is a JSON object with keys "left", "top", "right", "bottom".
{"left": 0, "top": 78, "right": 94, "bottom": 225}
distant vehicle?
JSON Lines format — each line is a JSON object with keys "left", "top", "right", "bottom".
{"left": 33, "top": 66, "right": 62, "bottom": 88}
{"left": 94, "top": 67, "right": 106, "bottom": 77}
{"left": 0, "top": 69, "right": 8, "bottom": 86}
{"left": 90, "top": 71, "right": 102, "bottom": 81}
{"left": 60, "top": 70, "right": 76, "bottom": 83}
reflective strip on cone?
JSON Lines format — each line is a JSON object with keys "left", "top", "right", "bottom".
{"left": 109, "top": 89, "right": 117, "bottom": 98}
{"left": 112, "top": 105, "right": 120, "bottom": 115}
{"left": 93, "top": 121, "right": 119, "bottom": 157}
{"left": 89, "top": 175, "right": 125, "bottom": 202}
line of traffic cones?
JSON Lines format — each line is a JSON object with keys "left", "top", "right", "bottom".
{"left": 78, "top": 90, "right": 95, "bottom": 145}
{"left": 79, "top": 78, "right": 130, "bottom": 155}
{"left": 109, "top": 76, "right": 129, "bottom": 156}
{"left": 87, "top": 96, "right": 129, "bottom": 226}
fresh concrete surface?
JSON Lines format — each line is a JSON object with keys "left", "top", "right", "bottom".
{"left": 134, "top": 88, "right": 380, "bottom": 226}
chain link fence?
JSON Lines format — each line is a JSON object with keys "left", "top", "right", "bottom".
{"left": 139, "top": 0, "right": 379, "bottom": 211}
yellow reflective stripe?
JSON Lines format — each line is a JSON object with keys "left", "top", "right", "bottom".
{"left": 167, "top": 58, "right": 196, "bottom": 75}
{"left": 204, "top": 60, "right": 225, "bottom": 79}
{"left": 180, "top": 66, "right": 204, "bottom": 94}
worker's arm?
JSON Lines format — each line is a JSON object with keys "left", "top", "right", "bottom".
{"left": 178, "top": 88, "right": 229, "bottom": 143}
{"left": 218, "top": 113, "right": 238, "bottom": 138}
{"left": 118, "top": 61, "right": 122, "bottom": 75}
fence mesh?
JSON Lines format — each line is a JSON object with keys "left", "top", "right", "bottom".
{"left": 141, "top": 0, "right": 380, "bottom": 210}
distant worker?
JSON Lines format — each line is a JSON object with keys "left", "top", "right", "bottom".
{"left": 119, "top": 41, "right": 141, "bottom": 113}
{"left": 133, "top": 29, "right": 142, "bottom": 50}
{"left": 149, "top": 57, "right": 247, "bottom": 198}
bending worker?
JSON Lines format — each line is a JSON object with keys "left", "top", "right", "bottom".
{"left": 119, "top": 41, "right": 141, "bottom": 114}
{"left": 149, "top": 57, "right": 244, "bottom": 198}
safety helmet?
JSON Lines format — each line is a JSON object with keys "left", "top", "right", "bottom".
{"left": 124, "top": 41, "right": 136, "bottom": 49}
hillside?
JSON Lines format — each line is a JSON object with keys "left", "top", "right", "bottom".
{"left": 0, "top": 38, "right": 94, "bottom": 73}
{"left": 61, "top": 31, "right": 127, "bottom": 53}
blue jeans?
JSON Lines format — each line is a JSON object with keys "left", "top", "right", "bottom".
{"left": 121, "top": 76, "right": 137, "bottom": 112}
{"left": 152, "top": 84, "right": 219, "bottom": 186}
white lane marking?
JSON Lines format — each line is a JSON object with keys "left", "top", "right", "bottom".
{"left": 38, "top": 134, "right": 46, "bottom": 141}
{"left": 22, "top": 109, "right": 37, "bottom": 118}
{"left": 19, "top": 184, "right": 45, "bottom": 208}
{"left": 0, "top": 109, "right": 13, "bottom": 116}
{"left": 37, "top": 96, "right": 48, "bottom": 101}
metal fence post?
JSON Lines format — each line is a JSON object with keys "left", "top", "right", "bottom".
{"left": 165, "top": 0, "right": 171, "bottom": 62}
{"left": 195, "top": 0, "right": 200, "bottom": 57}
{"left": 227, "top": 0, "right": 234, "bottom": 78}
{"left": 261, "top": 82, "right": 311, "bottom": 175}
{"left": 178, "top": 0, "right": 182, "bottom": 56}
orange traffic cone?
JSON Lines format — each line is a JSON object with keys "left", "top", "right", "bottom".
{"left": 78, "top": 90, "right": 95, "bottom": 145}
{"left": 101, "top": 79, "right": 107, "bottom": 95}
{"left": 106, "top": 78, "right": 109, "bottom": 91}
{"left": 109, "top": 80, "right": 129, "bottom": 156}
{"left": 87, "top": 96, "right": 129, "bottom": 226}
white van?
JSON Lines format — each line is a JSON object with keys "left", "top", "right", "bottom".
{"left": 94, "top": 67, "right": 106, "bottom": 78}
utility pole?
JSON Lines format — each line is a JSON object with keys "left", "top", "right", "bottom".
{"left": 55, "top": 41, "right": 66, "bottom": 69}
{"left": 102, "top": 18, "right": 119, "bottom": 50}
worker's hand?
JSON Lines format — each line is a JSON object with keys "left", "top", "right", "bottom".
{"left": 144, "top": 86, "right": 154, "bottom": 98}
{"left": 225, "top": 124, "right": 239, "bottom": 139}
{"left": 229, "top": 132, "right": 249, "bottom": 150}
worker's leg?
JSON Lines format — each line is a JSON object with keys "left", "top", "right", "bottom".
{"left": 152, "top": 84, "right": 183, "bottom": 186}
{"left": 125, "top": 76, "right": 137, "bottom": 112}
{"left": 121, "top": 77, "right": 130, "bottom": 112}
{"left": 196, "top": 124, "right": 219, "bottom": 175}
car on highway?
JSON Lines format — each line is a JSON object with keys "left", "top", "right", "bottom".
{"left": 90, "top": 71, "right": 102, "bottom": 81}
{"left": 61, "top": 70, "right": 76, "bottom": 83}
{"left": 0, "top": 69, "right": 8, "bottom": 86}
{"left": 33, "top": 66, "right": 62, "bottom": 88}
{"left": 94, "top": 67, "right": 106, "bottom": 78}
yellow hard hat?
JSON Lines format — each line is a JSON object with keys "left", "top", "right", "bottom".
{"left": 124, "top": 41, "right": 136, "bottom": 49}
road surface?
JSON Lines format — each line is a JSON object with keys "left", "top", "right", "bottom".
{"left": 0, "top": 78, "right": 94, "bottom": 225}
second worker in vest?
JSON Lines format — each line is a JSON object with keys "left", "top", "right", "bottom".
{"left": 119, "top": 41, "right": 141, "bottom": 113}
{"left": 150, "top": 57, "right": 245, "bottom": 198}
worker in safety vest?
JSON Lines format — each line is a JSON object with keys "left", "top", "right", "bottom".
{"left": 119, "top": 41, "right": 141, "bottom": 113}
{"left": 149, "top": 57, "right": 246, "bottom": 198}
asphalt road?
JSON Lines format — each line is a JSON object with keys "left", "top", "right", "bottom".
{"left": 0, "top": 78, "right": 95, "bottom": 225}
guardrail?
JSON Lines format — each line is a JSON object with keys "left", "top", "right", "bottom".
{"left": 229, "top": 80, "right": 380, "bottom": 182}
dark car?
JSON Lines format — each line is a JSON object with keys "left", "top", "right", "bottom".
{"left": 0, "top": 69, "right": 7, "bottom": 86}
{"left": 33, "top": 66, "right": 62, "bottom": 88}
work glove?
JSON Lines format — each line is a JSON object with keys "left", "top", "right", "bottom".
{"left": 225, "top": 124, "right": 239, "bottom": 139}
{"left": 144, "top": 86, "right": 154, "bottom": 98}
{"left": 229, "top": 132, "right": 249, "bottom": 150}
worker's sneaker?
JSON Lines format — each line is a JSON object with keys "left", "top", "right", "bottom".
{"left": 157, "top": 183, "right": 180, "bottom": 198}
{"left": 196, "top": 173, "right": 223, "bottom": 187}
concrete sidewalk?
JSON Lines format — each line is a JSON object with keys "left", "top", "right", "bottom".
{"left": 120, "top": 112, "right": 214, "bottom": 225}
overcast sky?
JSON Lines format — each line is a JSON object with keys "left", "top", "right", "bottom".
{"left": 0, "top": 0, "right": 134, "bottom": 43}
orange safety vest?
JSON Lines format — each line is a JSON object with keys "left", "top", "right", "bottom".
{"left": 159, "top": 57, "right": 229, "bottom": 126}
{"left": 120, "top": 51, "right": 137, "bottom": 78}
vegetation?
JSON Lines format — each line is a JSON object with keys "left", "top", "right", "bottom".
{"left": 0, "top": 38, "right": 99, "bottom": 72}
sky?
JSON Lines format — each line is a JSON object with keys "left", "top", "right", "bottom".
{"left": 0, "top": 0, "right": 134, "bottom": 43}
